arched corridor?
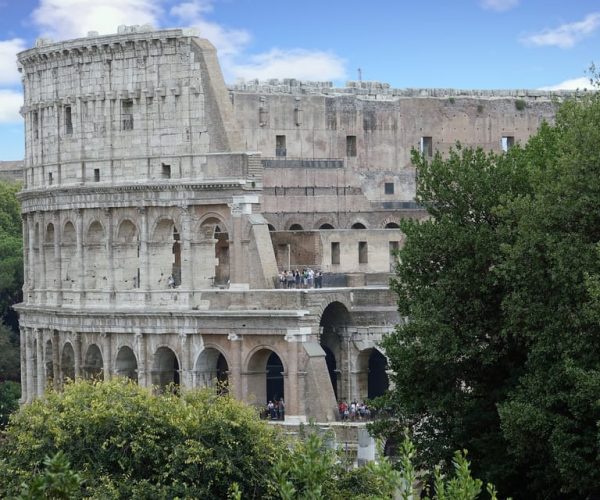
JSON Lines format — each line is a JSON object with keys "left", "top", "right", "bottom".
{"left": 194, "top": 348, "right": 229, "bottom": 389}
{"left": 320, "top": 301, "right": 351, "bottom": 401}
{"left": 152, "top": 346, "right": 179, "bottom": 389}
{"left": 83, "top": 344, "right": 103, "bottom": 380}
{"left": 246, "top": 349, "right": 285, "bottom": 405}
{"left": 357, "top": 348, "right": 389, "bottom": 400}
{"left": 61, "top": 342, "right": 75, "bottom": 384}
{"left": 115, "top": 346, "right": 138, "bottom": 382}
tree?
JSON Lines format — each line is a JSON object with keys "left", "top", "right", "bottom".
{"left": 370, "top": 144, "right": 533, "bottom": 495}
{"left": 375, "top": 92, "right": 600, "bottom": 499}
{"left": 0, "top": 380, "right": 20, "bottom": 428}
{"left": 0, "top": 379, "right": 284, "bottom": 499}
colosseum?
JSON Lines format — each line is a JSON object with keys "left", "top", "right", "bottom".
{"left": 16, "top": 25, "right": 560, "bottom": 422}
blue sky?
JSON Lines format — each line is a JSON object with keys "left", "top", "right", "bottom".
{"left": 0, "top": 0, "right": 599, "bottom": 160}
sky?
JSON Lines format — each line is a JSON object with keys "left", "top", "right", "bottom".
{"left": 0, "top": 0, "right": 599, "bottom": 160}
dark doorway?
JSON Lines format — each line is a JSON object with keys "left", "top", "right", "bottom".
{"left": 266, "top": 352, "right": 284, "bottom": 402}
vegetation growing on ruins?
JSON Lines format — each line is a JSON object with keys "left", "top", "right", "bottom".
{"left": 374, "top": 90, "right": 600, "bottom": 498}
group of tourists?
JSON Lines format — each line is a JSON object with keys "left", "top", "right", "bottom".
{"left": 278, "top": 268, "right": 323, "bottom": 289}
{"left": 263, "top": 399, "right": 285, "bottom": 420}
{"left": 338, "top": 400, "right": 372, "bottom": 421}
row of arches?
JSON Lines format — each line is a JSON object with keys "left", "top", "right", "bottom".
{"left": 29, "top": 214, "right": 231, "bottom": 290}
{"left": 268, "top": 221, "right": 400, "bottom": 231}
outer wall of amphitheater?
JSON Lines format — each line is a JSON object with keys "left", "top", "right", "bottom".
{"left": 16, "top": 26, "right": 562, "bottom": 421}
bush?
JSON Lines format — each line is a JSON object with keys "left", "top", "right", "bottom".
{"left": 0, "top": 380, "right": 20, "bottom": 428}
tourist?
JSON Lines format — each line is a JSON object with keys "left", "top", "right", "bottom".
{"left": 278, "top": 398, "right": 285, "bottom": 420}
{"left": 294, "top": 270, "right": 301, "bottom": 288}
{"left": 286, "top": 270, "right": 294, "bottom": 289}
{"left": 167, "top": 274, "right": 175, "bottom": 288}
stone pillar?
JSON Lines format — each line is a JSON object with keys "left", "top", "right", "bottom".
{"left": 285, "top": 334, "right": 299, "bottom": 418}
{"left": 38, "top": 215, "right": 46, "bottom": 294}
{"left": 228, "top": 203, "right": 244, "bottom": 286}
{"left": 135, "top": 332, "right": 147, "bottom": 386}
{"left": 102, "top": 332, "right": 111, "bottom": 381}
{"left": 19, "top": 326, "right": 27, "bottom": 403}
{"left": 25, "top": 328, "right": 35, "bottom": 402}
{"left": 105, "top": 208, "right": 115, "bottom": 300}
{"left": 73, "top": 331, "right": 82, "bottom": 379}
{"left": 35, "top": 328, "right": 45, "bottom": 397}
{"left": 179, "top": 333, "right": 192, "bottom": 389}
{"left": 53, "top": 211, "right": 62, "bottom": 306}
{"left": 75, "top": 209, "right": 84, "bottom": 291}
{"left": 180, "top": 206, "right": 192, "bottom": 289}
{"left": 27, "top": 213, "right": 35, "bottom": 289}
{"left": 227, "top": 332, "right": 243, "bottom": 399}
{"left": 52, "top": 330, "right": 60, "bottom": 390}
{"left": 138, "top": 207, "right": 150, "bottom": 291}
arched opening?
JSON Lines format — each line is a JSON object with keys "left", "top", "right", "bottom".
{"left": 351, "top": 222, "right": 366, "bottom": 229}
{"left": 385, "top": 222, "right": 400, "bottom": 229}
{"left": 289, "top": 224, "right": 303, "bottom": 231}
{"left": 152, "top": 346, "right": 179, "bottom": 390}
{"left": 45, "top": 223, "right": 57, "bottom": 287}
{"left": 357, "top": 348, "right": 389, "bottom": 400}
{"left": 267, "top": 224, "right": 276, "bottom": 232}
{"left": 45, "top": 339, "right": 54, "bottom": 387}
{"left": 83, "top": 344, "right": 103, "bottom": 380}
{"left": 115, "top": 220, "right": 140, "bottom": 290}
{"left": 84, "top": 221, "right": 106, "bottom": 289}
{"left": 246, "top": 349, "right": 285, "bottom": 406}
{"left": 115, "top": 346, "right": 138, "bottom": 382}
{"left": 320, "top": 302, "right": 351, "bottom": 401}
{"left": 62, "top": 221, "right": 76, "bottom": 289}
{"left": 61, "top": 342, "right": 75, "bottom": 385}
{"left": 200, "top": 218, "right": 230, "bottom": 287}
{"left": 319, "top": 223, "right": 335, "bottom": 230}
{"left": 150, "top": 219, "right": 180, "bottom": 288}
{"left": 194, "top": 348, "right": 229, "bottom": 390}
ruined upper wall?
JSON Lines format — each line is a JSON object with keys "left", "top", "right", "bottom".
{"left": 18, "top": 26, "right": 243, "bottom": 190}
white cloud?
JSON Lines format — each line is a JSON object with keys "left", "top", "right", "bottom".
{"left": 521, "top": 12, "right": 600, "bottom": 48}
{"left": 0, "top": 90, "right": 23, "bottom": 123}
{"left": 231, "top": 49, "right": 346, "bottom": 82}
{"left": 31, "top": 0, "right": 162, "bottom": 40}
{"left": 0, "top": 39, "right": 26, "bottom": 85}
{"left": 539, "top": 77, "right": 594, "bottom": 91}
{"left": 481, "top": 0, "right": 519, "bottom": 12}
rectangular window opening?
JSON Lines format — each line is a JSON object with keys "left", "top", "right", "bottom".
{"left": 389, "top": 241, "right": 400, "bottom": 271}
{"left": 501, "top": 136, "right": 515, "bottom": 152}
{"left": 331, "top": 242, "right": 340, "bottom": 265}
{"left": 358, "top": 241, "right": 368, "bottom": 264}
{"left": 93, "top": 168, "right": 100, "bottom": 182}
{"left": 33, "top": 111, "right": 39, "bottom": 140}
{"left": 384, "top": 182, "right": 394, "bottom": 195}
{"left": 121, "top": 99, "right": 134, "bottom": 130}
{"left": 420, "top": 136, "right": 433, "bottom": 157}
{"left": 162, "top": 163, "right": 171, "bottom": 179}
{"left": 276, "top": 135, "right": 287, "bottom": 157}
{"left": 48, "top": 172, "right": 53, "bottom": 185}
{"left": 346, "top": 135, "right": 357, "bottom": 157}
{"left": 65, "top": 106, "right": 73, "bottom": 135}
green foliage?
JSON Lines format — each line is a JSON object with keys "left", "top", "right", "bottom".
{"left": 448, "top": 97, "right": 456, "bottom": 104}
{"left": 477, "top": 104, "right": 484, "bottom": 114}
{"left": 377, "top": 90, "right": 600, "bottom": 499}
{"left": 0, "top": 380, "right": 20, "bottom": 428}
{"left": 514, "top": 99, "right": 526, "bottom": 111}
{"left": 0, "top": 379, "right": 282, "bottom": 499}
{"left": 0, "top": 321, "right": 20, "bottom": 381}
{"left": 18, "top": 452, "right": 82, "bottom": 500}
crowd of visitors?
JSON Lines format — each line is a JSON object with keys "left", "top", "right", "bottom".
{"left": 263, "top": 399, "right": 285, "bottom": 420}
{"left": 338, "top": 400, "right": 372, "bottom": 421}
{"left": 278, "top": 268, "right": 323, "bottom": 289}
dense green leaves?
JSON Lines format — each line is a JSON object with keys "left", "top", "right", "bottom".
{"left": 376, "top": 92, "right": 600, "bottom": 499}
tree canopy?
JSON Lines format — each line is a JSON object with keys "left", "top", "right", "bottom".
{"left": 373, "top": 92, "right": 600, "bottom": 499}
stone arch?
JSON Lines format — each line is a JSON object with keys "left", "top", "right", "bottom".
{"left": 198, "top": 216, "right": 229, "bottom": 286}
{"left": 267, "top": 224, "right": 276, "bottom": 231}
{"left": 245, "top": 346, "right": 286, "bottom": 406}
{"left": 115, "top": 345, "right": 138, "bottom": 382}
{"left": 319, "top": 223, "right": 335, "bottom": 230}
{"left": 62, "top": 221, "right": 76, "bottom": 289}
{"left": 83, "top": 344, "right": 103, "bottom": 380}
{"left": 320, "top": 301, "right": 352, "bottom": 400}
{"left": 384, "top": 222, "right": 400, "bottom": 229}
{"left": 84, "top": 220, "right": 107, "bottom": 289}
{"left": 149, "top": 218, "right": 180, "bottom": 288}
{"left": 61, "top": 342, "right": 75, "bottom": 385}
{"left": 351, "top": 222, "right": 367, "bottom": 229}
{"left": 152, "top": 346, "right": 180, "bottom": 390}
{"left": 45, "top": 223, "right": 57, "bottom": 287}
{"left": 194, "top": 346, "right": 229, "bottom": 390}
{"left": 115, "top": 219, "right": 140, "bottom": 290}
{"left": 356, "top": 347, "right": 389, "bottom": 400}
{"left": 288, "top": 223, "right": 303, "bottom": 231}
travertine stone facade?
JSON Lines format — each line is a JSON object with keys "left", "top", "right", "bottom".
{"left": 16, "top": 26, "right": 563, "bottom": 421}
